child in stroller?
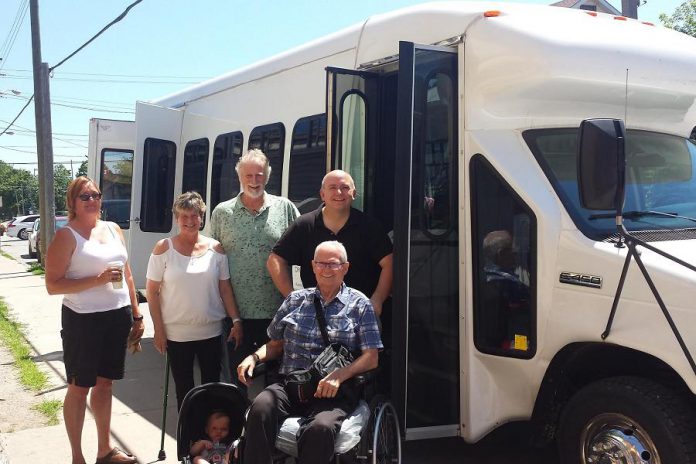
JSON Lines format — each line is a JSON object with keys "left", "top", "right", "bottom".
{"left": 177, "top": 383, "right": 248, "bottom": 464}
{"left": 190, "top": 410, "right": 234, "bottom": 463}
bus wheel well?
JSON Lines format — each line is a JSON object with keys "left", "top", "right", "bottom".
{"left": 528, "top": 342, "right": 690, "bottom": 447}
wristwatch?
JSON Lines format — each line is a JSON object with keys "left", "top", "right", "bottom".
{"left": 232, "top": 317, "right": 242, "bottom": 325}
{"left": 132, "top": 314, "right": 144, "bottom": 321}
{"left": 251, "top": 353, "right": 260, "bottom": 363}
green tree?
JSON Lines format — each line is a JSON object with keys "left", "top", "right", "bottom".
{"left": 77, "top": 160, "right": 88, "bottom": 178}
{"left": 660, "top": 0, "right": 696, "bottom": 37}
{"left": 54, "top": 165, "right": 73, "bottom": 213}
{"left": 0, "top": 162, "right": 38, "bottom": 218}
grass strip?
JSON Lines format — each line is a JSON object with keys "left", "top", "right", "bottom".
{"left": 32, "top": 399, "right": 63, "bottom": 425}
{"left": 27, "top": 262, "right": 45, "bottom": 275}
{"left": 0, "top": 249, "right": 13, "bottom": 261}
{"left": 0, "top": 297, "right": 62, "bottom": 424}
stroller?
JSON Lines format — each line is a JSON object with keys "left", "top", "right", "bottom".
{"left": 175, "top": 378, "right": 401, "bottom": 464}
{"left": 176, "top": 382, "right": 249, "bottom": 463}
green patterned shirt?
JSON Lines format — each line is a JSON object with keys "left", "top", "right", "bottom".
{"left": 210, "top": 193, "right": 299, "bottom": 320}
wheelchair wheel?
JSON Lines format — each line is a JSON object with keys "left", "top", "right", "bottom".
{"left": 359, "top": 395, "right": 401, "bottom": 464}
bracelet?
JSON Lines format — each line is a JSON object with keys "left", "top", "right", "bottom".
{"left": 251, "top": 353, "right": 260, "bottom": 363}
{"left": 232, "top": 317, "right": 242, "bottom": 324}
{"left": 132, "top": 315, "right": 144, "bottom": 321}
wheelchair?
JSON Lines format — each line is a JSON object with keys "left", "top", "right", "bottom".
{"left": 174, "top": 373, "right": 401, "bottom": 464}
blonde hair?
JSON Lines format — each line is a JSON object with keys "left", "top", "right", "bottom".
{"left": 66, "top": 176, "right": 101, "bottom": 221}
{"left": 172, "top": 191, "right": 206, "bottom": 219}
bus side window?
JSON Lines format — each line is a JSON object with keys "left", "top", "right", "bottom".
{"left": 471, "top": 154, "right": 537, "bottom": 358}
{"left": 211, "top": 131, "right": 243, "bottom": 211}
{"left": 289, "top": 114, "right": 326, "bottom": 213}
{"left": 182, "top": 138, "right": 209, "bottom": 227}
{"left": 141, "top": 138, "right": 176, "bottom": 233}
{"left": 249, "top": 123, "right": 285, "bottom": 196}
{"left": 100, "top": 149, "right": 133, "bottom": 229}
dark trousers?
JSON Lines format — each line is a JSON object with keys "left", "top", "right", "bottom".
{"left": 167, "top": 335, "right": 222, "bottom": 410}
{"left": 226, "top": 319, "right": 273, "bottom": 390}
{"left": 244, "top": 382, "right": 355, "bottom": 464}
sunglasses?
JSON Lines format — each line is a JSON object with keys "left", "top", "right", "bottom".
{"left": 314, "top": 261, "right": 346, "bottom": 270}
{"left": 78, "top": 193, "right": 102, "bottom": 201}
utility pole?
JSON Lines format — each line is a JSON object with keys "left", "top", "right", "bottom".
{"left": 30, "top": 0, "right": 55, "bottom": 260}
{"left": 622, "top": 0, "right": 639, "bottom": 19}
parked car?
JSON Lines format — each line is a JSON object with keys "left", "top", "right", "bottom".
{"left": 6, "top": 214, "right": 40, "bottom": 240}
{"left": 28, "top": 216, "right": 68, "bottom": 262}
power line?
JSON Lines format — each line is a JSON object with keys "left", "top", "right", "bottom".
{"left": 2, "top": 93, "right": 135, "bottom": 113}
{"left": 1, "top": 0, "right": 146, "bottom": 138}
{"left": 2, "top": 74, "right": 199, "bottom": 84}
{"left": 0, "top": 0, "right": 29, "bottom": 72}
{"left": 50, "top": 0, "right": 145, "bottom": 72}
{"left": 3, "top": 68, "right": 212, "bottom": 80}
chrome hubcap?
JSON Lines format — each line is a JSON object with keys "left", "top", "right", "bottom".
{"left": 582, "top": 413, "right": 659, "bottom": 464}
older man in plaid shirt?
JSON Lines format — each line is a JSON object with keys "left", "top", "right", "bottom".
{"left": 237, "top": 240, "right": 382, "bottom": 464}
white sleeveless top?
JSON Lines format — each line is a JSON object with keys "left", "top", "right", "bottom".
{"left": 146, "top": 238, "right": 230, "bottom": 342}
{"left": 62, "top": 223, "right": 130, "bottom": 314}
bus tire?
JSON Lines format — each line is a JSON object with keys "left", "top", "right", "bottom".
{"left": 557, "top": 376, "right": 696, "bottom": 464}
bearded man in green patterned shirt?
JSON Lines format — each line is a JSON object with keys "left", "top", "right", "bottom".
{"left": 210, "top": 149, "right": 299, "bottom": 389}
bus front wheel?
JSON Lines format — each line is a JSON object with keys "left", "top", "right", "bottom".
{"left": 557, "top": 376, "right": 696, "bottom": 464}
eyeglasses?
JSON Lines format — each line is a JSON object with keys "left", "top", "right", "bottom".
{"left": 78, "top": 193, "right": 102, "bottom": 201}
{"left": 314, "top": 261, "right": 346, "bottom": 270}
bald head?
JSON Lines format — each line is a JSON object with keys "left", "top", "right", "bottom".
{"left": 321, "top": 170, "right": 355, "bottom": 190}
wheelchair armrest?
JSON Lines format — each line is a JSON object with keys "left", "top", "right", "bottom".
{"left": 248, "top": 362, "right": 267, "bottom": 379}
{"left": 352, "top": 367, "right": 379, "bottom": 386}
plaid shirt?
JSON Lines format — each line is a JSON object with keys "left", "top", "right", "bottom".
{"left": 268, "top": 284, "right": 383, "bottom": 375}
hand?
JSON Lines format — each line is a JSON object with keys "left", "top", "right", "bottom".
{"left": 128, "top": 319, "right": 144, "bottom": 353}
{"left": 98, "top": 266, "right": 122, "bottom": 285}
{"left": 228, "top": 321, "right": 243, "bottom": 350}
{"left": 202, "top": 440, "right": 213, "bottom": 450}
{"left": 153, "top": 329, "right": 167, "bottom": 354}
{"left": 236, "top": 355, "right": 256, "bottom": 386}
{"left": 315, "top": 370, "right": 344, "bottom": 398}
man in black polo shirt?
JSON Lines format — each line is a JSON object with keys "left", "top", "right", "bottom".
{"left": 267, "top": 170, "right": 393, "bottom": 316}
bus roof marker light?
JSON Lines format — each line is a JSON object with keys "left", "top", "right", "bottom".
{"left": 586, "top": 11, "right": 598, "bottom": 17}
{"left": 642, "top": 21, "right": 655, "bottom": 26}
{"left": 483, "top": 10, "right": 501, "bottom": 18}
{"left": 614, "top": 16, "right": 628, "bottom": 21}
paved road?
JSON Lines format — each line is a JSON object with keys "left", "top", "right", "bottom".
{"left": 0, "top": 234, "right": 559, "bottom": 464}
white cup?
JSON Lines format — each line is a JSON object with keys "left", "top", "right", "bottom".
{"left": 107, "top": 261, "right": 124, "bottom": 289}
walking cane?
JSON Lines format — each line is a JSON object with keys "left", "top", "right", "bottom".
{"left": 158, "top": 351, "right": 170, "bottom": 461}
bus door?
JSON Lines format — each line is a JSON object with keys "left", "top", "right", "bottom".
{"left": 129, "top": 102, "right": 184, "bottom": 288}
{"left": 392, "top": 42, "right": 460, "bottom": 440}
{"left": 325, "top": 67, "right": 379, "bottom": 213}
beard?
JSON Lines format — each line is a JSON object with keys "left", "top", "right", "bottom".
{"left": 243, "top": 186, "right": 264, "bottom": 199}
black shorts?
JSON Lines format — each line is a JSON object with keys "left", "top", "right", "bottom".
{"left": 61, "top": 305, "right": 132, "bottom": 388}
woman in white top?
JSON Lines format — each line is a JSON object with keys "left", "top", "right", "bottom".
{"left": 45, "top": 176, "right": 143, "bottom": 464}
{"left": 146, "top": 191, "right": 243, "bottom": 409}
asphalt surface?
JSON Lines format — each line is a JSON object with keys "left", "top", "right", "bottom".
{"left": 0, "top": 234, "right": 559, "bottom": 464}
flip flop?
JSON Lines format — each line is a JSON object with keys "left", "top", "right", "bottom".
{"left": 95, "top": 447, "right": 137, "bottom": 464}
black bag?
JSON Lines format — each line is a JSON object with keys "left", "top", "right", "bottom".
{"left": 285, "top": 298, "right": 359, "bottom": 404}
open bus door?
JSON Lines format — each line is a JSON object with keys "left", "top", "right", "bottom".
{"left": 327, "top": 42, "right": 460, "bottom": 440}
{"left": 129, "top": 102, "right": 184, "bottom": 288}
{"left": 393, "top": 42, "right": 460, "bottom": 440}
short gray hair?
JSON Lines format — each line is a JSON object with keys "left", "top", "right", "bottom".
{"left": 173, "top": 191, "right": 206, "bottom": 219}
{"left": 314, "top": 240, "right": 348, "bottom": 263}
{"left": 235, "top": 149, "right": 271, "bottom": 181}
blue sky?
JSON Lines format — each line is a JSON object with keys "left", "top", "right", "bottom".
{"left": 0, "top": 0, "right": 686, "bottom": 171}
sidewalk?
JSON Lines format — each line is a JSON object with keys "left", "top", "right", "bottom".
{"left": 0, "top": 253, "right": 179, "bottom": 463}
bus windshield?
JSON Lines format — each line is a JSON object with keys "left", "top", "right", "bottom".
{"left": 524, "top": 129, "right": 696, "bottom": 239}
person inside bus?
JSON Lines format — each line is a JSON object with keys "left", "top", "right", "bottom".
{"left": 45, "top": 176, "right": 143, "bottom": 464}
{"left": 238, "top": 240, "right": 382, "bottom": 464}
{"left": 482, "top": 229, "right": 530, "bottom": 350}
{"left": 145, "top": 192, "right": 243, "bottom": 410}
{"left": 210, "top": 149, "right": 299, "bottom": 389}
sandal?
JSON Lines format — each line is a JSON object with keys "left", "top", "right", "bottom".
{"left": 95, "top": 447, "right": 137, "bottom": 464}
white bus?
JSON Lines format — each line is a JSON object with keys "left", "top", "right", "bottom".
{"left": 89, "top": 2, "right": 696, "bottom": 462}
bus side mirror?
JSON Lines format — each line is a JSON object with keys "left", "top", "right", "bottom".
{"left": 577, "top": 118, "right": 626, "bottom": 211}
